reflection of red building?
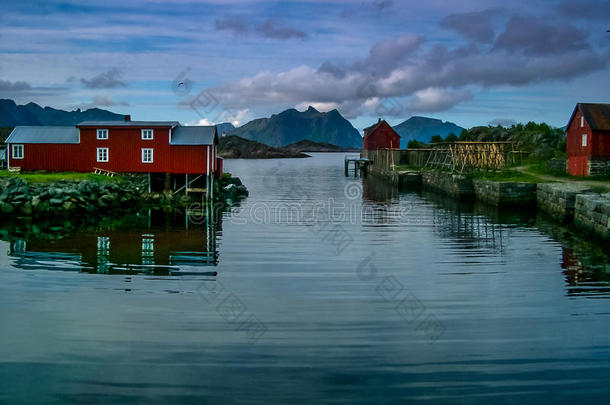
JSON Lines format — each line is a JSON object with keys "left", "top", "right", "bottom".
{"left": 363, "top": 119, "right": 400, "bottom": 151}
{"left": 566, "top": 103, "right": 610, "bottom": 176}
{"left": 9, "top": 212, "right": 219, "bottom": 275}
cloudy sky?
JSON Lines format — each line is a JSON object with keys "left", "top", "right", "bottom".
{"left": 0, "top": 0, "right": 608, "bottom": 130}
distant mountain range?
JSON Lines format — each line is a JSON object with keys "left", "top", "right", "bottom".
{"left": 2, "top": 99, "right": 468, "bottom": 151}
{"left": 392, "top": 116, "right": 465, "bottom": 148}
{"left": 229, "top": 106, "right": 363, "bottom": 149}
{"left": 228, "top": 109, "right": 464, "bottom": 149}
{"left": 0, "top": 99, "right": 124, "bottom": 126}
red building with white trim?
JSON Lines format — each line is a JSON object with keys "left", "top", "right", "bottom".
{"left": 566, "top": 103, "right": 610, "bottom": 176}
{"left": 7, "top": 117, "right": 219, "bottom": 174}
{"left": 6, "top": 116, "right": 222, "bottom": 193}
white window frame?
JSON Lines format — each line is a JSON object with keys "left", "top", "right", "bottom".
{"left": 141, "top": 129, "right": 154, "bottom": 140}
{"left": 97, "top": 129, "right": 109, "bottom": 140}
{"left": 582, "top": 134, "right": 587, "bottom": 147}
{"left": 12, "top": 144, "right": 24, "bottom": 159}
{"left": 142, "top": 148, "right": 153, "bottom": 163}
{"left": 97, "top": 147, "right": 109, "bottom": 162}
{"left": 580, "top": 116, "right": 584, "bottom": 127}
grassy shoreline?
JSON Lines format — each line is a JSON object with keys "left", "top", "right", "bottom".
{"left": 465, "top": 169, "right": 545, "bottom": 184}
{"left": 391, "top": 164, "right": 609, "bottom": 190}
{"left": 0, "top": 170, "right": 122, "bottom": 184}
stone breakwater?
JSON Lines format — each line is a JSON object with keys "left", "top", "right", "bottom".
{"left": 0, "top": 175, "right": 248, "bottom": 219}
{"left": 536, "top": 183, "right": 595, "bottom": 223}
{"left": 0, "top": 177, "right": 167, "bottom": 218}
{"left": 422, "top": 171, "right": 474, "bottom": 200}
{"left": 367, "top": 167, "right": 423, "bottom": 188}
{"left": 367, "top": 168, "right": 610, "bottom": 241}
{"left": 473, "top": 180, "right": 537, "bottom": 207}
{"left": 574, "top": 193, "right": 610, "bottom": 240}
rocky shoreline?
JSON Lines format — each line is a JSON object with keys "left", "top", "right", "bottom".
{"left": 0, "top": 174, "right": 248, "bottom": 220}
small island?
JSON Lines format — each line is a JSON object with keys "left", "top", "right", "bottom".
{"left": 218, "top": 135, "right": 358, "bottom": 159}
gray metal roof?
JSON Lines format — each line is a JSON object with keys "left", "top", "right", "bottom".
{"left": 6, "top": 126, "right": 80, "bottom": 144}
{"left": 78, "top": 121, "right": 180, "bottom": 127}
{"left": 171, "top": 126, "right": 217, "bottom": 145}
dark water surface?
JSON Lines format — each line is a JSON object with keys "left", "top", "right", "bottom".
{"left": 1, "top": 153, "right": 610, "bottom": 404}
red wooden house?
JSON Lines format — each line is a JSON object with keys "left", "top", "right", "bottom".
{"left": 5, "top": 116, "right": 222, "bottom": 192}
{"left": 363, "top": 119, "right": 400, "bottom": 151}
{"left": 566, "top": 103, "right": 610, "bottom": 176}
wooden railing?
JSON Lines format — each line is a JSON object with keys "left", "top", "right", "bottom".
{"left": 93, "top": 167, "right": 116, "bottom": 177}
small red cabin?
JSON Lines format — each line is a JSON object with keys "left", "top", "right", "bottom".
{"left": 363, "top": 119, "right": 400, "bottom": 151}
{"left": 566, "top": 103, "right": 610, "bottom": 176}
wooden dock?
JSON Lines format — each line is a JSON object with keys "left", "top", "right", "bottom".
{"left": 344, "top": 156, "right": 370, "bottom": 177}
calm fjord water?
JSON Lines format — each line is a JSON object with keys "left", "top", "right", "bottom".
{"left": 1, "top": 153, "right": 610, "bottom": 404}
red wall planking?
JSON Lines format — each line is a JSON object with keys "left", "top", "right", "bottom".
{"left": 566, "top": 107, "right": 610, "bottom": 176}
{"left": 566, "top": 108, "right": 593, "bottom": 176}
{"left": 363, "top": 121, "right": 401, "bottom": 150}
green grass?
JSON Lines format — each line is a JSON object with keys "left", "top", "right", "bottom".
{"left": 465, "top": 169, "right": 546, "bottom": 183}
{"left": 585, "top": 175, "right": 610, "bottom": 183}
{"left": 525, "top": 162, "right": 570, "bottom": 178}
{"left": 395, "top": 165, "right": 547, "bottom": 183}
{"left": 393, "top": 164, "right": 422, "bottom": 172}
{"left": 0, "top": 170, "right": 123, "bottom": 184}
{"left": 525, "top": 162, "right": 610, "bottom": 183}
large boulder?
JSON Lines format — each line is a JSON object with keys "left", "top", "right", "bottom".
{"left": 0, "top": 202, "right": 15, "bottom": 214}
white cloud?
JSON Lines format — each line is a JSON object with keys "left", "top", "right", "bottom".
{"left": 184, "top": 109, "right": 252, "bottom": 127}
{"left": 218, "top": 108, "right": 252, "bottom": 126}
{"left": 409, "top": 88, "right": 473, "bottom": 113}
{"left": 198, "top": 118, "right": 216, "bottom": 126}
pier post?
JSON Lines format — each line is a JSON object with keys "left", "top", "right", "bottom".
{"left": 206, "top": 174, "right": 210, "bottom": 201}
{"left": 164, "top": 173, "right": 171, "bottom": 192}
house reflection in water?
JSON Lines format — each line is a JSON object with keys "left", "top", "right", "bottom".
{"left": 8, "top": 209, "right": 219, "bottom": 276}
{"left": 561, "top": 246, "right": 610, "bottom": 297}
{"left": 361, "top": 177, "right": 398, "bottom": 203}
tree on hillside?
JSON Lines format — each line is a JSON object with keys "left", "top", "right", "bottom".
{"left": 458, "top": 121, "right": 566, "bottom": 160}
{"left": 407, "top": 139, "right": 425, "bottom": 149}
{"left": 0, "top": 127, "right": 14, "bottom": 142}
{"left": 444, "top": 133, "right": 458, "bottom": 143}
{"left": 430, "top": 135, "right": 443, "bottom": 143}
{"left": 459, "top": 129, "right": 472, "bottom": 141}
